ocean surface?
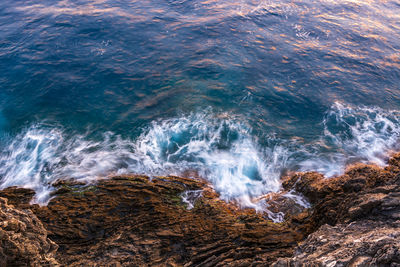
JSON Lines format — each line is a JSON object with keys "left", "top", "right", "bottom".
{"left": 1, "top": 0, "right": 400, "bottom": 215}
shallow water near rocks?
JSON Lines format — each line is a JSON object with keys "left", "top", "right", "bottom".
{"left": 0, "top": 0, "right": 400, "bottom": 216}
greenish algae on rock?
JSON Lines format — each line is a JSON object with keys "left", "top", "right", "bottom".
{"left": 0, "top": 174, "right": 311, "bottom": 266}
{"left": 1, "top": 153, "right": 400, "bottom": 266}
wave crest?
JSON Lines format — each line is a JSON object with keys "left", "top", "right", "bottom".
{"left": 299, "top": 103, "right": 400, "bottom": 176}
{"left": 0, "top": 113, "right": 286, "bottom": 207}
{"left": 0, "top": 103, "right": 399, "bottom": 219}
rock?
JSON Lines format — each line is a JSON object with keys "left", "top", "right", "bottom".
{"left": 272, "top": 153, "right": 400, "bottom": 266}
{"left": 1, "top": 175, "right": 311, "bottom": 266}
{"left": 0, "top": 187, "right": 35, "bottom": 206}
{"left": 0, "top": 197, "right": 59, "bottom": 266}
{"left": 2, "top": 153, "right": 400, "bottom": 266}
{"left": 271, "top": 221, "right": 400, "bottom": 267}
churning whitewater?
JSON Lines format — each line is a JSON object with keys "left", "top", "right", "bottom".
{"left": 0, "top": 102, "right": 399, "bottom": 215}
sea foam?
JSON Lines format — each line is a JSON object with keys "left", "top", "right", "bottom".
{"left": 299, "top": 102, "right": 400, "bottom": 176}
{"left": 0, "top": 103, "right": 399, "bottom": 220}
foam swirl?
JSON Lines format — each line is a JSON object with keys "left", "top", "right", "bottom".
{"left": 0, "top": 103, "right": 399, "bottom": 218}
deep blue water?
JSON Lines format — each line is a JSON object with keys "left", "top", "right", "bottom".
{"left": 1, "top": 0, "right": 400, "bottom": 212}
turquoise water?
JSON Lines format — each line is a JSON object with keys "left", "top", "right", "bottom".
{"left": 1, "top": 0, "right": 400, "bottom": 210}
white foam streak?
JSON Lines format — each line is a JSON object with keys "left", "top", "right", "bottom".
{"left": 326, "top": 102, "right": 400, "bottom": 165}
{"left": 133, "top": 113, "right": 284, "bottom": 208}
{"left": 0, "top": 128, "right": 61, "bottom": 202}
{"left": 0, "top": 103, "right": 399, "bottom": 217}
{"left": 0, "top": 114, "right": 286, "bottom": 209}
{"left": 299, "top": 103, "right": 400, "bottom": 176}
{"left": 181, "top": 190, "right": 203, "bottom": 210}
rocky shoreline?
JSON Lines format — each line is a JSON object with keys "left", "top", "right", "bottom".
{"left": 1, "top": 154, "right": 400, "bottom": 266}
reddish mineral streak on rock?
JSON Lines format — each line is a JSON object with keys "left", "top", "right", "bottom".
{"left": 1, "top": 154, "right": 400, "bottom": 266}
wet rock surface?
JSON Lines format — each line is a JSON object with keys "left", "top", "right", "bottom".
{"left": 273, "top": 154, "right": 400, "bottom": 266}
{"left": 1, "top": 154, "right": 400, "bottom": 266}
{"left": 0, "top": 176, "right": 310, "bottom": 266}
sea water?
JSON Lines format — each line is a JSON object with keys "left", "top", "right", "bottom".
{"left": 0, "top": 0, "right": 399, "bottom": 216}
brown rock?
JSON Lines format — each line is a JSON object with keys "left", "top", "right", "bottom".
{"left": 3, "top": 153, "right": 400, "bottom": 266}
{"left": 271, "top": 221, "right": 400, "bottom": 267}
{"left": 0, "top": 197, "right": 59, "bottom": 267}
{"left": 1, "top": 175, "right": 311, "bottom": 266}
{"left": 272, "top": 153, "right": 400, "bottom": 266}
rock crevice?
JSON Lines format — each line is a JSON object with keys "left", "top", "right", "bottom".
{"left": 1, "top": 154, "right": 400, "bottom": 266}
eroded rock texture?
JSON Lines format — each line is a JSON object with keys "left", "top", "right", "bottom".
{"left": 0, "top": 197, "right": 58, "bottom": 267}
{"left": 1, "top": 153, "right": 400, "bottom": 266}
{"left": 1, "top": 176, "right": 310, "bottom": 266}
{"left": 273, "top": 221, "right": 400, "bottom": 266}
{"left": 272, "top": 153, "right": 400, "bottom": 266}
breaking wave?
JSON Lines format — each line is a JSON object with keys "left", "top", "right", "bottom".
{"left": 299, "top": 102, "right": 400, "bottom": 176}
{"left": 0, "top": 103, "right": 399, "bottom": 217}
